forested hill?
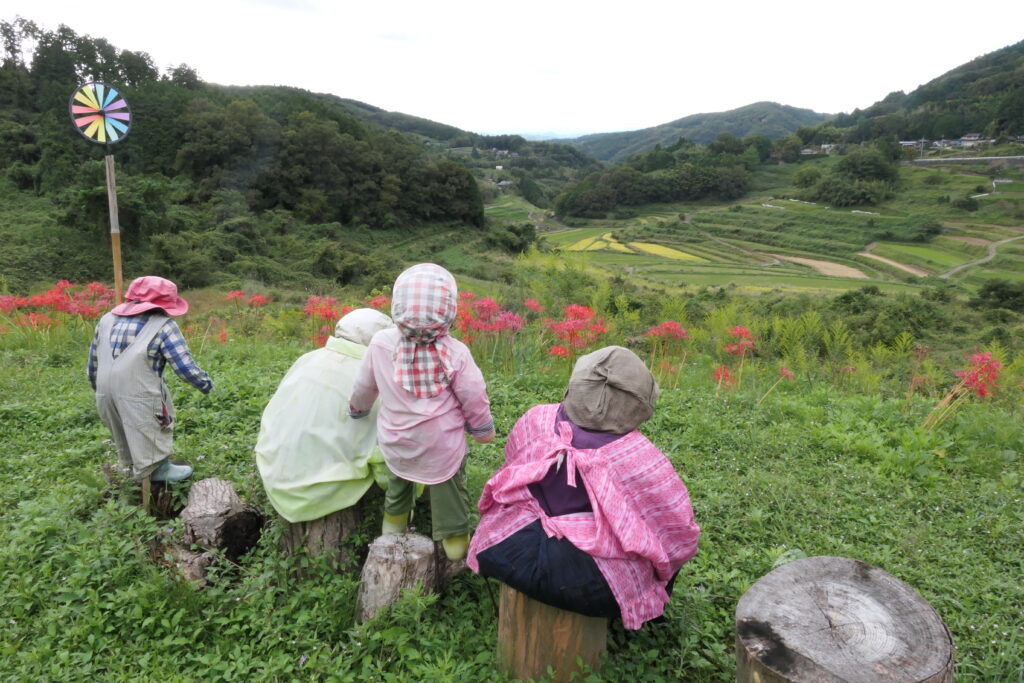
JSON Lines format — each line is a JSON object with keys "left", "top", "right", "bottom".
{"left": 813, "top": 40, "right": 1024, "bottom": 142}
{"left": 0, "top": 18, "right": 599, "bottom": 290}
{"left": 562, "top": 102, "right": 830, "bottom": 163}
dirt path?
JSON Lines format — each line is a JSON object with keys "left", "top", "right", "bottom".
{"left": 939, "top": 234, "right": 1024, "bottom": 279}
{"left": 771, "top": 255, "right": 869, "bottom": 279}
{"left": 858, "top": 243, "right": 930, "bottom": 277}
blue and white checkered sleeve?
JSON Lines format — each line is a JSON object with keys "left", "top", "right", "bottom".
{"left": 87, "top": 325, "right": 99, "bottom": 390}
{"left": 157, "top": 320, "right": 213, "bottom": 394}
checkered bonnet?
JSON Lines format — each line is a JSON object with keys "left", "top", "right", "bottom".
{"left": 391, "top": 263, "right": 458, "bottom": 398}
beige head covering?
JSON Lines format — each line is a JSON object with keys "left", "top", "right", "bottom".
{"left": 334, "top": 308, "right": 394, "bottom": 346}
{"left": 563, "top": 346, "right": 660, "bottom": 434}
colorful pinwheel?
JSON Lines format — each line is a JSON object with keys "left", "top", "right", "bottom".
{"left": 69, "top": 82, "right": 132, "bottom": 144}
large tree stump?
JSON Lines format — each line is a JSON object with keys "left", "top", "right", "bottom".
{"left": 736, "top": 556, "right": 954, "bottom": 682}
{"left": 356, "top": 533, "right": 440, "bottom": 623}
{"left": 281, "top": 488, "right": 381, "bottom": 569}
{"left": 180, "top": 478, "right": 264, "bottom": 562}
{"left": 497, "top": 583, "right": 607, "bottom": 682}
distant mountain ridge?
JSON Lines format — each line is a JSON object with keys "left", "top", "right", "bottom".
{"left": 560, "top": 102, "right": 830, "bottom": 163}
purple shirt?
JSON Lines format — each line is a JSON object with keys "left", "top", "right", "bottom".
{"left": 527, "top": 404, "right": 626, "bottom": 516}
{"left": 349, "top": 327, "right": 493, "bottom": 484}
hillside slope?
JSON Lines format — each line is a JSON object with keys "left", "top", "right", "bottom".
{"left": 562, "top": 102, "right": 829, "bottom": 162}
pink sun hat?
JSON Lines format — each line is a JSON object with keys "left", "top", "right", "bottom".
{"left": 111, "top": 276, "right": 189, "bottom": 317}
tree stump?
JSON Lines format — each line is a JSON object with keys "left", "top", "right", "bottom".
{"left": 180, "top": 478, "right": 264, "bottom": 562}
{"left": 497, "top": 583, "right": 607, "bottom": 682}
{"left": 281, "top": 488, "right": 381, "bottom": 570}
{"left": 736, "top": 556, "right": 954, "bottom": 682}
{"left": 356, "top": 532, "right": 440, "bottom": 623}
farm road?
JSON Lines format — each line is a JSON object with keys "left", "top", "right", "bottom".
{"left": 858, "top": 243, "right": 930, "bottom": 277}
{"left": 939, "top": 234, "right": 1024, "bottom": 279}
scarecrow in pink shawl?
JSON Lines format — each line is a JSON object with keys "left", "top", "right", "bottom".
{"left": 349, "top": 264, "right": 495, "bottom": 561}
{"left": 467, "top": 346, "right": 700, "bottom": 629}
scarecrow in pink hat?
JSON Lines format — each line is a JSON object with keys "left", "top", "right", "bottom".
{"left": 348, "top": 264, "right": 495, "bottom": 561}
{"left": 87, "top": 276, "right": 213, "bottom": 483}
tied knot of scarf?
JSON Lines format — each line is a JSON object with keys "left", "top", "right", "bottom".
{"left": 544, "top": 421, "right": 580, "bottom": 489}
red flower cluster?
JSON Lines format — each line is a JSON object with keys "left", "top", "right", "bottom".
{"left": 724, "top": 339, "right": 756, "bottom": 355}
{"left": 779, "top": 367, "right": 795, "bottom": 381}
{"left": 248, "top": 294, "right": 268, "bottom": 308}
{"left": 454, "top": 291, "right": 523, "bottom": 340}
{"left": 226, "top": 290, "right": 245, "bottom": 302}
{"left": 713, "top": 365, "right": 736, "bottom": 389}
{"left": 1, "top": 281, "right": 114, "bottom": 321}
{"left": 546, "top": 304, "right": 607, "bottom": 350}
{"left": 524, "top": 298, "right": 544, "bottom": 313}
{"left": 955, "top": 351, "right": 1001, "bottom": 398}
{"left": 304, "top": 296, "right": 340, "bottom": 320}
{"left": 724, "top": 324, "right": 755, "bottom": 356}
{"left": 645, "top": 321, "right": 689, "bottom": 339}
{"left": 367, "top": 295, "right": 390, "bottom": 310}
{"left": 548, "top": 345, "right": 570, "bottom": 358}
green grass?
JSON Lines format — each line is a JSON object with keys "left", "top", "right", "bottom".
{"left": 872, "top": 243, "right": 973, "bottom": 273}
{"left": 1, "top": 330, "right": 1021, "bottom": 680}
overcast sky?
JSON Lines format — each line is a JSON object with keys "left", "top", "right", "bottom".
{"left": 10, "top": 1, "right": 1024, "bottom": 137}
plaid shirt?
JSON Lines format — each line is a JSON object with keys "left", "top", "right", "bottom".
{"left": 467, "top": 404, "right": 700, "bottom": 629}
{"left": 87, "top": 313, "right": 213, "bottom": 393}
{"left": 391, "top": 264, "right": 458, "bottom": 399}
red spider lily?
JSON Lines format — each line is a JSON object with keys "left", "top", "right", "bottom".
{"left": 248, "top": 294, "right": 268, "bottom": 308}
{"left": 226, "top": 290, "right": 245, "bottom": 301}
{"left": 56, "top": 280, "right": 73, "bottom": 291}
{"left": 954, "top": 351, "right": 1001, "bottom": 398}
{"left": 724, "top": 339, "right": 756, "bottom": 355}
{"left": 524, "top": 298, "right": 544, "bottom": 313}
{"left": 779, "top": 367, "right": 795, "bottom": 381}
{"left": 645, "top": 321, "right": 689, "bottom": 339}
{"left": 0, "top": 296, "right": 23, "bottom": 313}
{"left": 923, "top": 351, "right": 1002, "bottom": 429}
{"left": 713, "top": 365, "right": 735, "bottom": 391}
{"left": 313, "top": 333, "right": 328, "bottom": 347}
{"left": 548, "top": 345, "right": 570, "bottom": 358}
{"left": 16, "top": 312, "right": 57, "bottom": 328}
{"left": 340, "top": 305, "right": 354, "bottom": 316}
{"left": 218, "top": 328, "right": 228, "bottom": 344}
{"left": 547, "top": 304, "right": 606, "bottom": 350}
{"left": 367, "top": 295, "right": 389, "bottom": 310}
{"left": 730, "top": 325, "right": 751, "bottom": 339}
{"left": 473, "top": 297, "right": 501, "bottom": 321}
{"left": 564, "top": 304, "right": 594, "bottom": 321}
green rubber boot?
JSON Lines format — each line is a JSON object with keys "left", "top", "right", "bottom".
{"left": 441, "top": 533, "right": 470, "bottom": 561}
{"left": 382, "top": 511, "right": 409, "bottom": 534}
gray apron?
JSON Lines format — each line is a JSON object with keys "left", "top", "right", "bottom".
{"left": 94, "top": 312, "right": 176, "bottom": 481}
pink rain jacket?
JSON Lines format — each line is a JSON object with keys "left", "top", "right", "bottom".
{"left": 467, "top": 404, "right": 700, "bottom": 629}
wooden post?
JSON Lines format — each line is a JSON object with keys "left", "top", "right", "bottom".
{"left": 736, "top": 556, "right": 954, "bottom": 682}
{"left": 104, "top": 153, "right": 124, "bottom": 302}
{"left": 497, "top": 583, "right": 607, "bottom": 682}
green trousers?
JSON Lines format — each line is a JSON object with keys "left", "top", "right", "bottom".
{"left": 384, "top": 462, "right": 468, "bottom": 541}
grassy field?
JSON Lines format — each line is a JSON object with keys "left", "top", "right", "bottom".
{"left": 1, "top": 320, "right": 1021, "bottom": 681}
{"left": 509, "top": 160, "right": 1024, "bottom": 296}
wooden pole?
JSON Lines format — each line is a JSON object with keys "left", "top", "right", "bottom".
{"left": 736, "top": 556, "right": 954, "bottom": 682}
{"left": 104, "top": 153, "right": 124, "bottom": 302}
{"left": 497, "top": 584, "right": 607, "bottom": 682}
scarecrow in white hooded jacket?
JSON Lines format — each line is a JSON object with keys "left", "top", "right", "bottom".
{"left": 255, "top": 308, "right": 395, "bottom": 523}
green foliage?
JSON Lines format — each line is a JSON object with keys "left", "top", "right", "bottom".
{"left": 567, "top": 102, "right": 830, "bottom": 163}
